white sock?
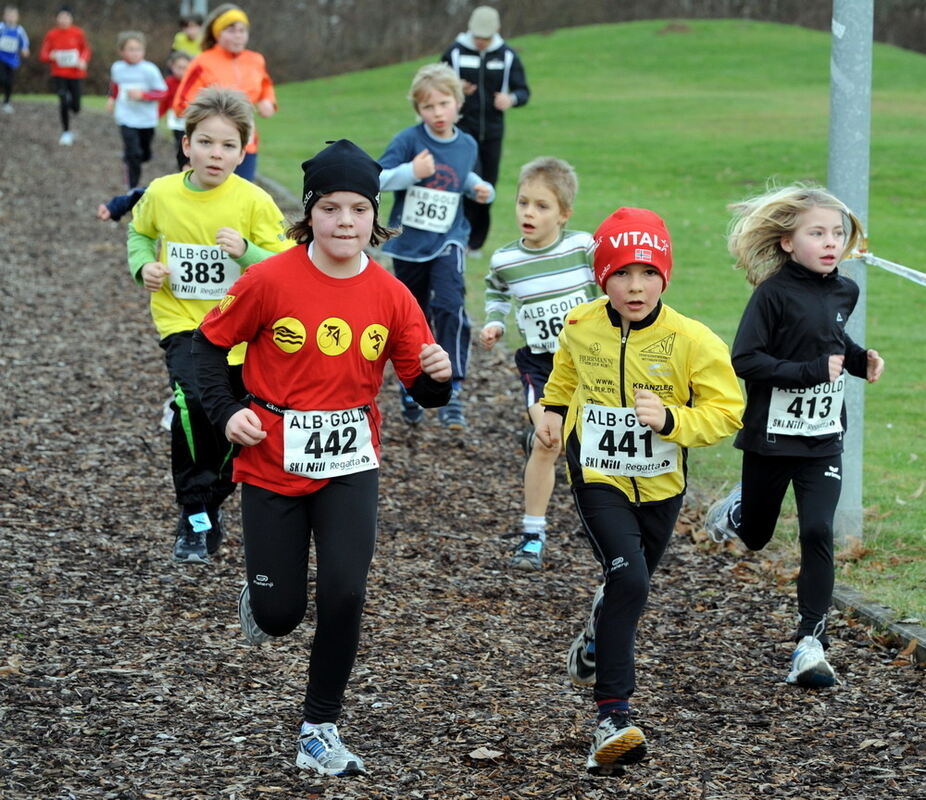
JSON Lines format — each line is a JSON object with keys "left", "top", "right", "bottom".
{"left": 522, "top": 515, "right": 546, "bottom": 542}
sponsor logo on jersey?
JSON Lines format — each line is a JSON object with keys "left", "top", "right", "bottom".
{"left": 640, "top": 333, "right": 676, "bottom": 358}
{"left": 218, "top": 294, "right": 236, "bottom": 314}
{"left": 605, "top": 230, "right": 670, "bottom": 253}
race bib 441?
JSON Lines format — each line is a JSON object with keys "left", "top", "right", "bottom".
{"left": 580, "top": 404, "right": 677, "bottom": 477}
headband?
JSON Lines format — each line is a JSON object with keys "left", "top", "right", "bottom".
{"left": 212, "top": 9, "right": 249, "bottom": 37}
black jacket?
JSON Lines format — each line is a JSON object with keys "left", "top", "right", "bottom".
{"left": 441, "top": 33, "right": 530, "bottom": 142}
{"left": 732, "top": 260, "right": 868, "bottom": 457}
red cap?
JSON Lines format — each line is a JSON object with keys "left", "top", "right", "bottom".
{"left": 592, "top": 207, "right": 673, "bottom": 289}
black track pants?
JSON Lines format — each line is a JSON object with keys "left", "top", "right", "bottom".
{"left": 740, "top": 450, "right": 841, "bottom": 641}
{"left": 460, "top": 135, "right": 501, "bottom": 250}
{"left": 573, "top": 484, "right": 683, "bottom": 701}
{"left": 241, "top": 471, "right": 379, "bottom": 723}
{"left": 161, "top": 330, "right": 243, "bottom": 508}
{"left": 52, "top": 76, "right": 81, "bottom": 130}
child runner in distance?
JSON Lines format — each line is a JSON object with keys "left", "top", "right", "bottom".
{"left": 191, "top": 139, "right": 452, "bottom": 777}
{"left": 162, "top": 50, "right": 192, "bottom": 171}
{"left": 38, "top": 5, "right": 90, "bottom": 145}
{"left": 0, "top": 5, "right": 30, "bottom": 114}
{"left": 379, "top": 62, "right": 494, "bottom": 430}
{"left": 106, "top": 32, "right": 168, "bottom": 189}
{"left": 480, "top": 157, "right": 599, "bottom": 570}
{"left": 127, "top": 87, "right": 291, "bottom": 564}
{"left": 537, "top": 208, "right": 743, "bottom": 774}
{"left": 704, "top": 184, "right": 884, "bottom": 688}
{"left": 172, "top": 13, "right": 203, "bottom": 56}
{"left": 97, "top": 52, "right": 192, "bottom": 222}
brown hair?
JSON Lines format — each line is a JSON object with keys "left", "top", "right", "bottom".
{"left": 184, "top": 86, "right": 253, "bottom": 149}
{"left": 116, "top": 30, "right": 145, "bottom": 51}
{"left": 200, "top": 3, "right": 244, "bottom": 51}
{"left": 518, "top": 157, "right": 579, "bottom": 214}
{"left": 286, "top": 200, "right": 394, "bottom": 248}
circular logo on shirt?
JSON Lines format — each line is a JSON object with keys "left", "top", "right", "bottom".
{"left": 316, "top": 317, "right": 352, "bottom": 356}
{"left": 272, "top": 317, "right": 306, "bottom": 353}
{"left": 360, "top": 324, "right": 389, "bottom": 361}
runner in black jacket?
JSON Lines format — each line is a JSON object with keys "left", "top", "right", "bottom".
{"left": 705, "top": 184, "right": 884, "bottom": 689}
{"left": 441, "top": 5, "right": 530, "bottom": 252}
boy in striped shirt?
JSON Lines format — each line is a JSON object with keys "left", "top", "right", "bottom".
{"left": 480, "top": 157, "right": 599, "bottom": 570}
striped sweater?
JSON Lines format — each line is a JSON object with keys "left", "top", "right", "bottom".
{"left": 483, "top": 230, "right": 600, "bottom": 353}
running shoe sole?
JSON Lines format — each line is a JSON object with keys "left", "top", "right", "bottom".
{"left": 590, "top": 726, "right": 647, "bottom": 769}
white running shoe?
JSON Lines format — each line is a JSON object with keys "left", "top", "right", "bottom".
{"left": 704, "top": 484, "right": 742, "bottom": 543}
{"left": 2, "top": 103, "right": 13, "bottom": 114}
{"left": 786, "top": 635, "right": 836, "bottom": 688}
{"left": 58, "top": 131, "right": 74, "bottom": 146}
{"left": 296, "top": 721, "right": 366, "bottom": 776}
{"left": 238, "top": 584, "right": 272, "bottom": 645}
{"left": 586, "top": 712, "right": 647, "bottom": 774}
{"left": 565, "top": 583, "right": 604, "bottom": 686}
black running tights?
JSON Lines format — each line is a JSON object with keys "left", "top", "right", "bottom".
{"left": 739, "top": 450, "right": 841, "bottom": 642}
{"left": 241, "top": 471, "right": 379, "bottom": 723}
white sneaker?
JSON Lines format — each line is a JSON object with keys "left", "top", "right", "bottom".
{"left": 296, "top": 721, "right": 366, "bottom": 776}
{"left": 565, "top": 583, "right": 604, "bottom": 686}
{"left": 586, "top": 712, "right": 646, "bottom": 774}
{"left": 704, "top": 484, "right": 741, "bottom": 543}
{"left": 59, "top": 131, "right": 74, "bottom": 146}
{"left": 786, "top": 635, "right": 836, "bottom": 688}
{"left": 238, "top": 584, "right": 272, "bottom": 645}
{"left": 2, "top": 103, "right": 13, "bottom": 114}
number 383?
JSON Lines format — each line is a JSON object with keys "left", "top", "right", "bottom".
{"left": 179, "top": 260, "right": 226, "bottom": 284}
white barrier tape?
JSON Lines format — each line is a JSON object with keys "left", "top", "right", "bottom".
{"left": 853, "top": 252, "right": 926, "bottom": 287}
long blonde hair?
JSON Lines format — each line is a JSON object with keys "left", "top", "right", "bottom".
{"left": 728, "top": 183, "right": 862, "bottom": 286}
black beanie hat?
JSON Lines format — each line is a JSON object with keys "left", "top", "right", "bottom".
{"left": 301, "top": 139, "right": 382, "bottom": 213}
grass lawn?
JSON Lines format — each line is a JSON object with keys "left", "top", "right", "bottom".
{"left": 258, "top": 20, "right": 923, "bottom": 619}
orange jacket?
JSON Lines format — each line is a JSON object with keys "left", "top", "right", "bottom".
{"left": 173, "top": 46, "right": 276, "bottom": 154}
{"left": 39, "top": 26, "right": 91, "bottom": 79}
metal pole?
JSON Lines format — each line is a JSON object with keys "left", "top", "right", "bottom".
{"left": 828, "top": 0, "right": 873, "bottom": 544}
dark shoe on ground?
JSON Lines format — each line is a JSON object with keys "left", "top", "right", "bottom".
{"left": 173, "top": 511, "right": 210, "bottom": 563}
{"left": 206, "top": 506, "right": 225, "bottom": 555}
{"left": 399, "top": 384, "right": 425, "bottom": 425}
{"left": 520, "top": 427, "right": 535, "bottom": 459}
{"left": 509, "top": 533, "right": 543, "bottom": 570}
{"left": 438, "top": 389, "right": 466, "bottom": 430}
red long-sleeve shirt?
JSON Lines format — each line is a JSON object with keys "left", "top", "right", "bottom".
{"left": 39, "top": 25, "right": 91, "bottom": 79}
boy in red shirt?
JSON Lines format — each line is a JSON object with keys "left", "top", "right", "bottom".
{"left": 38, "top": 5, "right": 90, "bottom": 145}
